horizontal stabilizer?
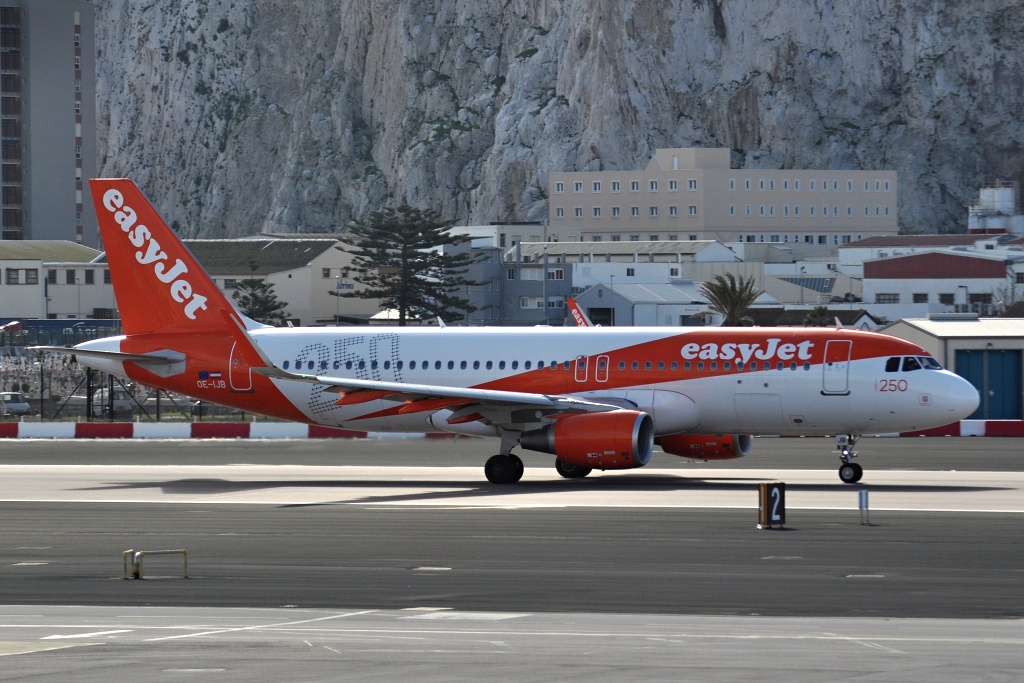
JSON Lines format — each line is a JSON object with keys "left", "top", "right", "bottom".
{"left": 29, "top": 346, "right": 186, "bottom": 366}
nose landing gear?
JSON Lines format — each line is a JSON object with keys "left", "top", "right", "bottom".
{"left": 836, "top": 434, "right": 863, "bottom": 484}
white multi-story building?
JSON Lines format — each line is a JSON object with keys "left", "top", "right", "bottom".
{"left": 549, "top": 147, "right": 898, "bottom": 256}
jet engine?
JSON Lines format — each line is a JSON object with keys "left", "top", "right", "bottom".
{"left": 657, "top": 433, "right": 754, "bottom": 460}
{"left": 519, "top": 410, "right": 654, "bottom": 470}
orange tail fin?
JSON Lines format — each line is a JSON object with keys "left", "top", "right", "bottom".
{"left": 90, "top": 179, "right": 235, "bottom": 336}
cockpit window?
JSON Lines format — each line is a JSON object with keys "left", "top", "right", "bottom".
{"left": 902, "top": 356, "right": 922, "bottom": 372}
{"left": 885, "top": 357, "right": 900, "bottom": 372}
{"left": 919, "top": 356, "right": 942, "bottom": 370}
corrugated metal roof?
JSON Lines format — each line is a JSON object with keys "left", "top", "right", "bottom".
{"left": 0, "top": 241, "right": 102, "bottom": 263}
{"left": 183, "top": 238, "right": 339, "bottom": 275}
{"left": 599, "top": 282, "right": 777, "bottom": 306}
{"left": 894, "top": 318, "right": 1024, "bottom": 338}
{"left": 517, "top": 241, "right": 717, "bottom": 259}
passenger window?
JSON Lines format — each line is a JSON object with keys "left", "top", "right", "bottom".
{"left": 697, "top": 361, "right": 705, "bottom": 371}
{"left": 358, "top": 361, "right": 365, "bottom": 369}
{"left": 371, "top": 361, "right": 378, "bottom": 369}
{"left": 512, "top": 361, "right": 519, "bottom": 370}
{"left": 345, "top": 361, "right": 353, "bottom": 370}
{"left": 332, "top": 361, "right": 340, "bottom": 370}
{"left": 564, "top": 361, "right": 572, "bottom": 370}
{"left": 723, "top": 362, "right": 730, "bottom": 371}
{"left": 658, "top": 361, "right": 665, "bottom": 370}
{"left": 396, "top": 361, "right": 403, "bottom": 370}
{"left": 710, "top": 361, "right": 718, "bottom": 371}
{"left": 486, "top": 361, "right": 493, "bottom": 370}
{"left": 684, "top": 361, "right": 691, "bottom": 371}
{"left": 670, "top": 361, "right": 678, "bottom": 370}
{"left": 645, "top": 361, "right": 652, "bottom": 370}
{"left": 902, "top": 357, "right": 921, "bottom": 372}
{"left": 619, "top": 361, "right": 626, "bottom": 370}
{"left": 525, "top": 361, "right": 532, "bottom": 370}
{"left": 308, "top": 361, "right": 315, "bottom": 370}
{"left": 434, "top": 361, "right": 441, "bottom": 370}
{"left": 460, "top": 361, "right": 467, "bottom": 370}
{"left": 538, "top": 361, "right": 545, "bottom": 369}
{"left": 283, "top": 361, "right": 290, "bottom": 369}
{"left": 473, "top": 361, "right": 480, "bottom": 370}
{"left": 383, "top": 361, "right": 390, "bottom": 370}
{"left": 499, "top": 360, "right": 505, "bottom": 370}
{"left": 750, "top": 362, "right": 758, "bottom": 371}
{"left": 632, "top": 361, "right": 639, "bottom": 370}
{"left": 885, "top": 357, "right": 900, "bottom": 372}
{"left": 410, "top": 361, "right": 417, "bottom": 370}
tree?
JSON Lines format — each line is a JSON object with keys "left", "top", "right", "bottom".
{"left": 335, "top": 205, "right": 482, "bottom": 326}
{"left": 699, "top": 273, "right": 762, "bottom": 326}
{"left": 232, "top": 279, "right": 289, "bottom": 325}
{"left": 803, "top": 306, "right": 833, "bottom": 327}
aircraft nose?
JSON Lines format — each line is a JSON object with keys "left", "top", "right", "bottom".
{"left": 947, "top": 373, "right": 980, "bottom": 420}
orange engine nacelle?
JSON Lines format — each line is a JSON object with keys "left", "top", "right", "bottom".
{"left": 519, "top": 410, "right": 654, "bottom": 470}
{"left": 657, "top": 433, "right": 753, "bottom": 461}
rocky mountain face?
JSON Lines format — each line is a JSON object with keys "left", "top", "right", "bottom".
{"left": 94, "top": 0, "right": 1024, "bottom": 238}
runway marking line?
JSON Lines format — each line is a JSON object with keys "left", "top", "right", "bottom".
{"left": 42, "top": 629, "right": 132, "bottom": 640}
{"left": 144, "top": 610, "right": 377, "bottom": 642}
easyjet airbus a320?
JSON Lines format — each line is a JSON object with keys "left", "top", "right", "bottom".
{"left": 41, "top": 179, "right": 980, "bottom": 484}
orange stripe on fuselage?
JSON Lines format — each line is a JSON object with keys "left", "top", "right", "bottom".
{"left": 345, "top": 328, "right": 923, "bottom": 421}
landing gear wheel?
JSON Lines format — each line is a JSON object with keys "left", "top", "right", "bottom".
{"left": 838, "top": 462, "right": 863, "bottom": 484}
{"left": 485, "top": 454, "right": 524, "bottom": 484}
{"left": 555, "top": 458, "right": 592, "bottom": 479}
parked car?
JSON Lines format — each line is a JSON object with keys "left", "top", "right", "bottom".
{"left": 0, "top": 391, "right": 30, "bottom": 415}
{"left": 92, "top": 386, "right": 133, "bottom": 417}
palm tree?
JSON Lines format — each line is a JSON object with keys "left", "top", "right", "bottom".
{"left": 699, "top": 273, "right": 762, "bottom": 326}
{"left": 803, "top": 306, "right": 833, "bottom": 327}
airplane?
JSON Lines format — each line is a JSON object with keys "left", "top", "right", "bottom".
{"left": 567, "top": 297, "right": 594, "bottom": 327}
{"left": 38, "top": 179, "right": 980, "bottom": 485}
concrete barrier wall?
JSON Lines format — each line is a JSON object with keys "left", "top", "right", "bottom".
{"left": 0, "top": 420, "right": 1020, "bottom": 439}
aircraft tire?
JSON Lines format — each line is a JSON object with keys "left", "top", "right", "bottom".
{"left": 485, "top": 454, "right": 523, "bottom": 484}
{"left": 838, "top": 462, "right": 863, "bottom": 484}
{"left": 555, "top": 458, "right": 592, "bottom": 479}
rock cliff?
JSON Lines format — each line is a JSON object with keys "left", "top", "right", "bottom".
{"left": 94, "top": 0, "right": 1024, "bottom": 237}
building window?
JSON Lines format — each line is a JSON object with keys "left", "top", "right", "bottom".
{"left": 913, "top": 293, "right": 928, "bottom": 303}
{"left": 506, "top": 268, "right": 516, "bottom": 280}
{"left": 650, "top": 206, "right": 658, "bottom": 217}
{"left": 65, "top": 270, "right": 76, "bottom": 284}
{"left": 84, "top": 270, "right": 94, "bottom": 284}
{"left": 794, "top": 179, "right": 801, "bottom": 191}
{"left": 938, "top": 293, "right": 954, "bottom": 305}
{"left": 649, "top": 180, "right": 658, "bottom": 192}
{"left": 574, "top": 207, "right": 583, "bottom": 218}
{"left": 688, "top": 179, "right": 697, "bottom": 191}
{"left": 555, "top": 208, "right": 564, "bottom": 219}
{"left": 729, "top": 179, "right": 736, "bottom": 191}
{"left": 626, "top": 268, "right": 635, "bottom": 276}
{"left": 631, "top": 206, "right": 639, "bottom": 217}
{"left": 649, "top": 234, "right": 658, "bottom": 241}
{"left": 783, "top": 205, "right": 790, "bottom": 216}
{"left": 759, "top": 179, "right": 765, "bottom": 191}
{"left": 592, "top": 181, "right": 601, "bottom": 193}
{"left": 630, "top": 235, "right": 639, "bottom": 241}
{"left": 1016, "top": 273, "right": 1024, "bottom": 284}
{"left": 47, "top": 269, "right": 57, "bottom": 284}
{"left": 729, "top": 205, "right": 736, "bottom": 215}
{"left": 668, "top": 180, "right": 678, "bottom": 191}
{"left": 783, "top": 180, "right": 790, "bottom": 191}
{"left": 592, "top": 207, "right": 601, "bottom": 218}
{"left": 547, "top": 268, "right": 564, "bottom": 280}
{"left": 223, "top": 279, "right": 237, "bottom": 289}
{"left": 630, "top": 180, "right": 640, "bottom": 192}
{"left": 885, "top": 180, "right": 891, "bottom": 192}
{"left": 322, "top": 268, "right": 331, "bottom": 278}
{"left": 573, "top": 181, "right": 583, "bottom": 193}
{"left": 592, "top": 235, "right": 602, "bottom": 242}
{"left": 5, "top": 269, "right": 18, "bottom": 285}
{"left": 670, "top": 268, "right": 679, "bottom": 277}
{"left": 847, "top": 180, "right": 853, "bottom": 191}
{"left": 875, "top": 293, "right": 899, "bottom": 304}
{"left": 669, "top": 205, "right": 678, "bottom": 216}
{"left": 688, "top": 205, "right": 697, "bottom": 216}
{"left": 612, "top": 207, "right": 620, "bottom": 218}
{"left": 745, "top": 205, "right": 752, "bottom": 216}
{"left": 810, "top": 180, "right": 816, "bottom": 191}
{"left": 611, "top": 181, "right": 620, "bottom": 192}
{"left": 745, "top": 179, "right": 752, "bottom": 190}
{"left": 555, "top": 182, "right": 564, "bottom": 193}
{"left": 769, "top": 179, "right": 775, "bottom": 191}
{"left": 104, "top": 269, "right": 111, "bottom": 284}
{"left": 25, "top": 269, "right": 37, "bottom": 285}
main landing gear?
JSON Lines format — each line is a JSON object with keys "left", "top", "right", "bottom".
{"left": 484, "top": 454, "right": 524, "bottom": 484}
{"left": 836, "top": 434, "right": 863, "bottom": 484}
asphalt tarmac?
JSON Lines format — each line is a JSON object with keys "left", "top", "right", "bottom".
{"left": 0, "top": 436, "right": 1022, "bottom": 681}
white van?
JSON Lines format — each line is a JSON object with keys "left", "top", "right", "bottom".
{"left": 92, "top": 387, "right": 133, "bottom": 417}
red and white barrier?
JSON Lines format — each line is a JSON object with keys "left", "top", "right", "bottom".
{"left": 0, "top": 420, "right": 1020, "bottom": 439}
{"left": 0, "top": 421, "right": 444, "bottom": 439}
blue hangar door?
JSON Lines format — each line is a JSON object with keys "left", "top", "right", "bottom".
{"left": 955, "top": 349, "right": 1022, "bottom": 420}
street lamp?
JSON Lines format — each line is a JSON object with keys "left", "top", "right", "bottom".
{"left": 335, "top": 275, "right": 341, "bottom": 323}
{"left": 609, "top": 274, "right": 615, "bottom": 326}
{"left": 75, "top": 276, "right": 81, "bottom": 319}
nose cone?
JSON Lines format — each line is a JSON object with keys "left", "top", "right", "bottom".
{"left": 946, "top": 373, "right": 980, "bottom": 420}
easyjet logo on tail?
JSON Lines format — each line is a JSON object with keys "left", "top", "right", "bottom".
{"left": 102, "top": 189, "right": 208, "bottom": 320}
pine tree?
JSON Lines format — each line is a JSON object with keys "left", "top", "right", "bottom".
{"left": 699, "top": 273, "right": 762, "bottom": 326}
{"left": 803, "top": 306, "right": 833, "bottom": 327}
{"left": 335, "top": 205, "right": 481, "bottom": 326}
{"left": 232, "top": 279, "right": 289, "bottom": 326}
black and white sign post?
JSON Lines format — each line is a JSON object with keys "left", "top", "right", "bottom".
{"left": 757, "top": 482, "right": 786, "bottom": 529}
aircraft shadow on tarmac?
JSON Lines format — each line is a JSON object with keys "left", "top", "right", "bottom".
{"left": 79, "top": 475, "right": 1006, "bottom": 507}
